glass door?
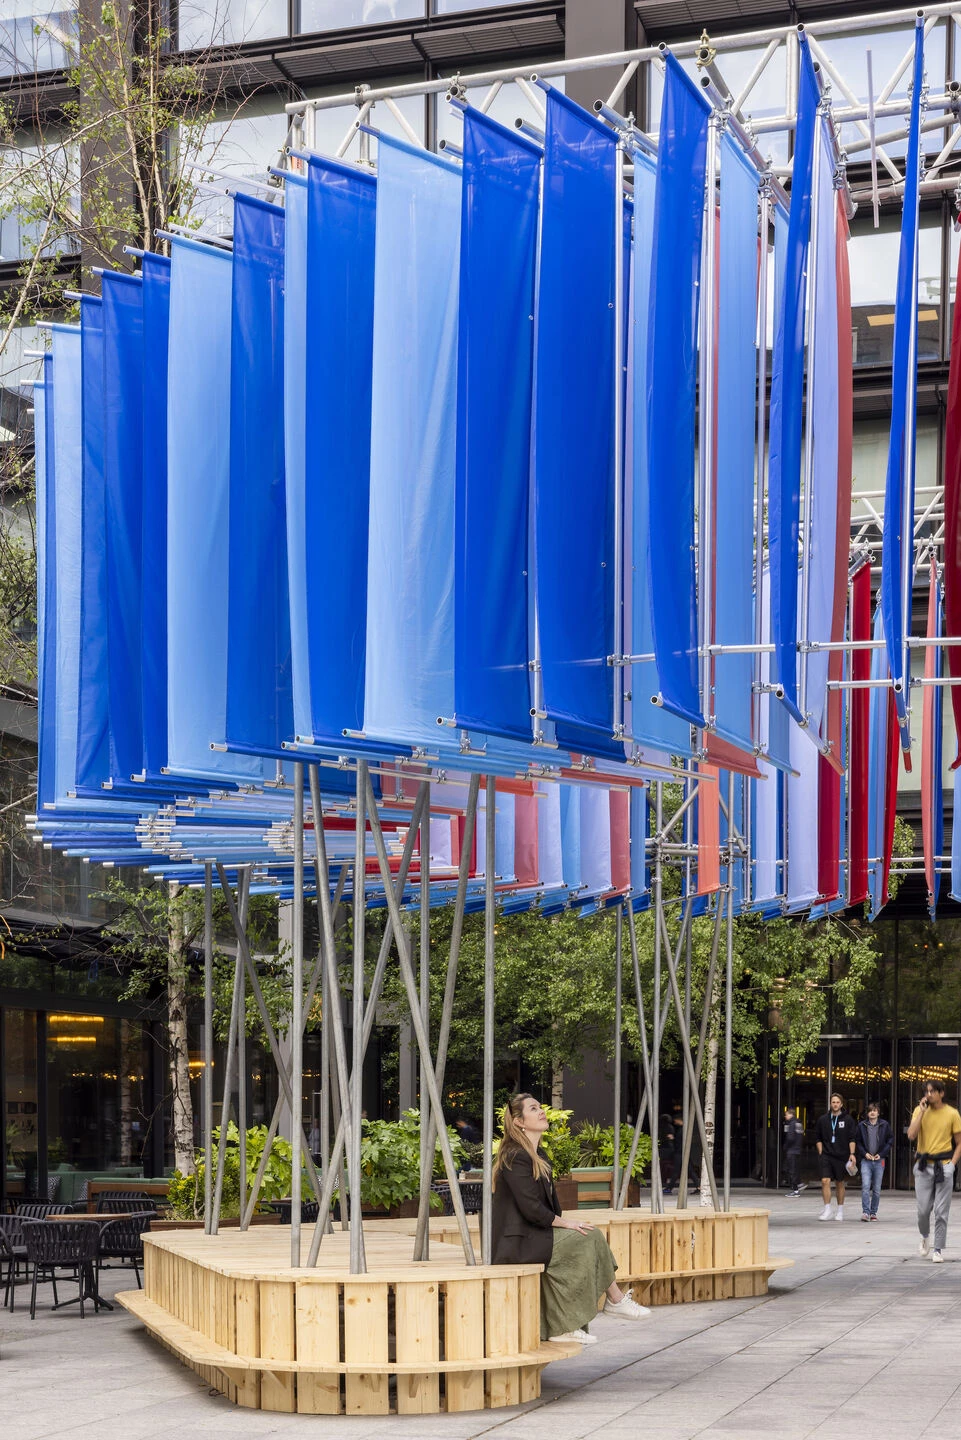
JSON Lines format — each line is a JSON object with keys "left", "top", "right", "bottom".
{"left": 3, "top": 1009, "right": 39, "bottom": 1203}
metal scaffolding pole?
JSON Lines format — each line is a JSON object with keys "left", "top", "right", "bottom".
{"left": 203, "top": 864, "right": 214, "bottom": 1235}
{"left": 418, "top": 782, "right": 431, "bottom": 1261}
{"left": 651, "top": 783, "right": 663, "bottom": 1213}
{"left": 482, "top": 775, "right": 496, "bottom": 1264}
{"left": 291, "top": 762, "right": 305, "bottom": 1266}
{"left": 613, "top": 904, "right": 623, "bottom": 1207}
{"left": 723, "top": 773, "right": 735, "bottom": 1213}
{"left": 349, "top": 760, "right": 368, "bottom": 1274}
{"left": 677, "top": 898, "right": 725, "bottom": 1202}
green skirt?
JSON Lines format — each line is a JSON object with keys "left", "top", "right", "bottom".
{"left": 539, "top": 1226, "right": 617, "bottom": 1340}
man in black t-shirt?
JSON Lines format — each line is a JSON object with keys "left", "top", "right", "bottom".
{"left": 814, "top": 1092, "right": 858, "bottom": 1221}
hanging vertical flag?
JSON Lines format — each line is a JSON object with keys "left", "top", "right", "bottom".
{"left": 51, "top": 325, "right": 83, "bottom": 804}
{"left": 75, "top": 295, "right": 108, "bottom": 794}
{"left": 848, "top": 564, "right": 871, "bottom": 905}
{"left": 866, "top": 608, "right": 891, "bottom": 918}
{"left": 768, "top": 37, "right": 818, "bottom": 723}
{"left": 533, "top": 89, "right": 619, "bottom": 753}
{"left": 646, "top": 55, "right": 710, "bottom": 729}
{"left": 225, "top": 193, "right": 292, "bottom": 756}
{"left": 881, "top": 17, "right": 924, "bottom": 757}
{"left": 35, "top": 357, "right": 55, "bottom": 809}
{"left": 454, "top": 107, "right": 540, "bottom": 743}
{"left": 696, "top": 763, "right": 721, "bottom": 895}
{"left": 943, "top": 202, "right": 961, "bottom": 764}
{"left": 140, "top": 252, "right": 171, "bottom": 780}
{"left": 921, "top": 557, "right": 944, "bottom": 918}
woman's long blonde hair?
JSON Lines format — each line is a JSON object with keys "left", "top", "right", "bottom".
{"left": 492, "top": 1093, "right": 551, "bottom": 1190}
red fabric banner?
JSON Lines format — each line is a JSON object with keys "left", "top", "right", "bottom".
{"left": 848, "top": 564, "right": 871, "bottom": 905}
{"left": 513, "top": 791, "right": 539, "bottom": 885}
{"left": 817, "top": 753, "right": 841, "bottom": 900}
{"left": 609, "top": 789, "right": 631, "bottom": 893}
{"left": 882, "top": 688, "right": 900, "bottom": 910}
{"left": 922, "top": 556, "right": 938, "bottom": 904}
{"left": 696, "top": 762, "right": 721, "bottom": 895}
{"left": 944, "top": 235, "right": 961, "bottom": 763}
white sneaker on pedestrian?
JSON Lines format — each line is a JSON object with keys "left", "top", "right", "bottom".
{"left": 932, "top": 1250, "right": 944, "bottom": 1263}
{"left": 603, "top": 1294, "right": 651, "bottom": 1320}
{"left": 818, "top": 1205, "right": 834, "bottom": 1221}
{"left": 835, "top": 1206, "right": 844, "bottom": 1222}
{"left": 548, "top": 1328, "right": 598, "bottom": 1345}
{"left": 797, "top": 1183, "right": 807, "bottom": 1193}
{"left": 919, "top": 1236, "right": 931, "bottom": 1257}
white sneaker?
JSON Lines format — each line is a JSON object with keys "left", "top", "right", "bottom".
{"left": 603, "top": 1295, "right": 651, "bottom": 1320}
{"left": 920, "top": 1236, "right": 931, "bottom": 1257}
{"left": 932, "top": 1250, "right": 944, "bottom": 1263}
{"left": 818, "top": 1205, "right": 834, "bottom": 1221}
{"left": 835, "top": 1207, "right": 844, "bottom": 1222}
{"left": 548, "top": 1328, "right": 598, "bottom": 1345}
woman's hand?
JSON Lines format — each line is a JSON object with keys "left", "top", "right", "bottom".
{"left": 554, "top": 1217, "right": 594, "bottom": 1233}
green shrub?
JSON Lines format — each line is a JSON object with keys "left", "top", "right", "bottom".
{"left": 350, "top": 1109, "right": 465, "bottom": 1211}
{"left": 166, "top": 1123, "right": 303, "bottom": 1220}
{"left": 576, "top": 1121, "right": 652, "bottom": 1180}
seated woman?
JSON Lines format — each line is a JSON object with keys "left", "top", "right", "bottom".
{"left": 492, "top": 1093, "right": 650, "bottom": 1345}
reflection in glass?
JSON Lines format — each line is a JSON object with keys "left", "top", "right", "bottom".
{"left": 298, "top": 0, "right": 424, "bottom": 36}
{"left": 177, "top": 0, "right": 286, "bottom": 50}
{"left": 185, "top": 98, "right": 291, "bottom": 234}
{"left": 0, "top": 1, "right": 77, "bottom": 78}
{"left": 3, "top": 1010, "right": 39, "bottom": 1203}
{"left": 434, "top": 68, "right": 564, "bottom": 151}
{"left": 847, "top": 213, "right": 941, "bottom": 366}
{"left": 820, "top": 22, "right": 947, "bottom": 161}
{"left": 304, "top": 83, "right": 425, "bottom": 163}
{"left": 647, "top": 45, "right": 790, "bottom": 168}
{"left": 46, "top": 1014, "right": 150, "bottom": 1183}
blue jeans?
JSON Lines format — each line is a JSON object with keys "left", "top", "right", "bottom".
{"left": 861, "top": 1158, "right": 884, "bottom": 1216}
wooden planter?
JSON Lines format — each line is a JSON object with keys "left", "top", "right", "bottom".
{"left": 553, "top": 1176, "right": 578, "bottom": 1212}
{"left": 149, "top": 1214, "right": 282, "bottom": 1232}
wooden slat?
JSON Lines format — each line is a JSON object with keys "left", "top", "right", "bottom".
{"left": 486, "top": 1275, "right": 519, "bottom": 1409}
{"left": 295, "top": 1281, "right": 341, "bottom": 1415}
{"left": 259, "top": 1281, "right": 296, "bottom": 1413}
{"left": 672, "top": 1217, "right": 694, "bottom": 1305}
{"left": 444, "top": 1279, "right": 485, "bottom": 1414}
{"left": 518, "top": 1273, "right": 542, "bottom": 1404}
{"left": 343, "top": 1282, "right": 389, "bottom": 1416}
{"left": 234, "top": 1278, "right": 261, "bottom": 1409}
{"left": 395, "top": 1281, "right": 440, "bottom": 1414}
{"left": 713, "top": 1215, "right": 735, "bottom": 1300}
{"left": 650, "top": 1218, "right": 672, "bottom": 1306}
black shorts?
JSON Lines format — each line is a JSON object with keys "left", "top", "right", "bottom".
{"left": 819, "top": 1153, "right": 850, "bottom": 1183}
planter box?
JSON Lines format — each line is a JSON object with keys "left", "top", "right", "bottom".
{"left": 148, "top": 1213, "right": 282, "bottom": 1232}
{"left": 554, "top": 1176, "right": 579, "bottom": 1212}
{"left": 570, "top": 1167, "right": 641, "bottom": 1209}
{"left": 362, "top": 1198, "right": 421, "bottom": 1220}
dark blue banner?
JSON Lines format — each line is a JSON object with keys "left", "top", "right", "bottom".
{"left": 75, "top": 295, "right": 108, "bottom": 792}
{"left": 141, "top": 251, "right": 171, "bottom": 779}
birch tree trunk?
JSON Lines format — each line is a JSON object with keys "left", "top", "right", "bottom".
{"left": 167, "top": 880, "right": 195, "bottom": 1173}
{"left": 699, "top": 991, "right": 721, "bottom": 1206}
{"left": 551, "top": 1064, "right": 564, "bottom": 1110}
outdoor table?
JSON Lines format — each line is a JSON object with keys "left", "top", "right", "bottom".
{"left": 43, "top": 1214, "right": 125, "bottom": 1311}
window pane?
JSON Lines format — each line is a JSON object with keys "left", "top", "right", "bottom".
{"left": 820, "top": 21, "right": 947, "bottom": 160}
{"left": 647, "top": 45, "right": 790, "bottom": 168}
{"left": 3, "top": 1010, "right": 39, "bottom": 1203}
{"left": 0, "top": 1, "right": 77, "bottom": 78}
{"left": 47, "top": 1014, "right": 151, "bottom": 1180}
{"left": 182, "top": 97, "right": 290, "bottom": 232}
{"left": 297, "top": 0, "right": 424, "bottom": 37}
{"left": 1, "top": 129, "right": 80, "bottom": 265}
{"left": 847, "top": 212, "right": 942, "bottom": 367}
{"left": 177, "top": 0, "right": 287, "bottom": 50}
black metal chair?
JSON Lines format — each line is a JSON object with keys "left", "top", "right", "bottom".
{"left": 267, "top": 1198, "right": 320, "bottom": 1224}
{"left": 20, "top": 1220, "right": 104, "bottom": 1319}
{"left": 0, "top": 1215, "right": 27, "bottom": 1309}
{"left": 94, "top": 1194, "right": 152, "bottom": 1214}
{"left": 96, "top": 1211, "right": 157, "bottom": 1288}
{"left": 431, "top": 1181, "right": 483, "bottom": 1216}
{"left": 14, "top": 1202, "right": 72, "bottom": 1220}
{"left": 0, "top": 1229, "right": 16, "bottom": 1310}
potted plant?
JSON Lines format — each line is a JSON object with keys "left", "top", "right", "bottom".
{"left": 538, "top": 1108, "right": 581, "bottom": 1212}
{"left": 570, "top": 1121, "right": 653, "bottom": 1208}
{"left": 353, "top": 1109, "right": 466, "bottom": 1218}
{"left": 158, "top": 1123, "right": 294, "bottom": 1228}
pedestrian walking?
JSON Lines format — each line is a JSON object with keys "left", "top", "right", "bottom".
{"left": 814, "top": 1092, "right": 857, "bottom": 1221}
{"left": 907, "top": 1078, "right": 961, "bottom": 1262}
{"left": 855, "top": 1101, "right": 892, "bottom": 1222}
{"left": 783, "top": 1106, "right": 805, "bottom": 1197}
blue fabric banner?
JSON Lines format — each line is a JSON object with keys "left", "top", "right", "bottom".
{"left": 714, "top": 136, "right": 759, "bottom": 753}
{"left": 101, "top": 272, "right": 144, "bottom": 784}
{"left": 454, "top": 106, "right": 540, "bottom": 742}
{"left": 646, "top": 56, "right": 710, "bottom": 729}
{"left": 52, "top": 325, "right": 83, "bottom": 803}
{"left": 533, "top": 89, "right": 619, "bottom": 750}
{"left": 882, "top": 20, "right": 924, "bottom": 752}
{"left": 35, "top": 360, "right": 55, "bottom": 807}
{"left": 802, "top": 118, "right": 840, "bottom": 740}
{"left": 283, "top": 173, "right": 310, "bottom": 741}
{"left": 166, "top": 236, "right": 263, "bottom": 783}
{"left": 364, "top": 136, "right": 462, "bottom": 747}
{"left": 226, "top": 194, "right": 293, "bottom": 756}
{"left": 300, "top": 157, "right": 377, "bottom": 744}
{"left": 75, "top": 296, "right": 108, "bottom": 793}
{"left": 768, "top": 38, "right": 818, "bottom": 723}
{"left": 141, "top": 251, "right": 171, "bottom": 779}
{"left": 630, "top": 148, "right": 691, "bottom": 755}
{"left": 867, "top": 608, "right": 889, "bottom": 919}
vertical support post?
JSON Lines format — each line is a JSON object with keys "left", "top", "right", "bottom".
{"left": 798, "top": 114, "right": 822, "bottom": 725}
{"left": 419, "top": 783, "right": 432, "bottom": 1260}
{"left": 482, "top": 775, "right": 496, "bottom": 1265}
{"left": 203, "top": 863, "right": 214, "bottom": 1234}
{"left": 291, "top": 763, "right": 305, "bottom": 1266}
{"left": 212, "top": 899, "right": 243, "bottom": 1235}
{"left": 320, "top": 907, "right": 333, "bottom": 1234}
{"left": 350, "top": 760, "right": 368, "bottom": 1274}
{"left": 724, "top": 772, "right": 735, "bottom": 1212}
{"left": 679, "top": 778, "right": 693, "bottom": 1209}
{"left": 613, "top": 139, "right": 626, "bottom": 736}
{"left": 676, "top": 898, "right": 725, "bottom": 1203}
{"left": 651, "top": 782, "right": 662, "bottom": 1213}
{"left": 237, "top": 866, "right": 250, "bottom": 1230}
{"left": 613, "top": 904, "right": 623, "bottom": 1207}
{"left": 619, "top": 903, "right": 656, "bottom": 1209}
{"left": 698, "top": 116, "right": 720, "bottom": 734}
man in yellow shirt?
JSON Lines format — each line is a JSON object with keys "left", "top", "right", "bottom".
{"left": 906, "top": 1079, "right": 961, "bottom": 1263}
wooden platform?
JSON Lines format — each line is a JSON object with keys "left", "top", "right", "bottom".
{"left": 117, "top": 1209, "right": 792, "bottom": 1416}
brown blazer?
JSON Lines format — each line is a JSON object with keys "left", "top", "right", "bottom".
{"left": 491, "top": 1147, "right": 561, "bottom": 1266}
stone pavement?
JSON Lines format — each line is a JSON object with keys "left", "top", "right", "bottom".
{"left": 3, "top": 1187, "right": 961, "bottom": 1440}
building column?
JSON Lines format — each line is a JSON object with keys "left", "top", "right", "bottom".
{"left": 564, "top": 0, "right": 639, "bottom": 116}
